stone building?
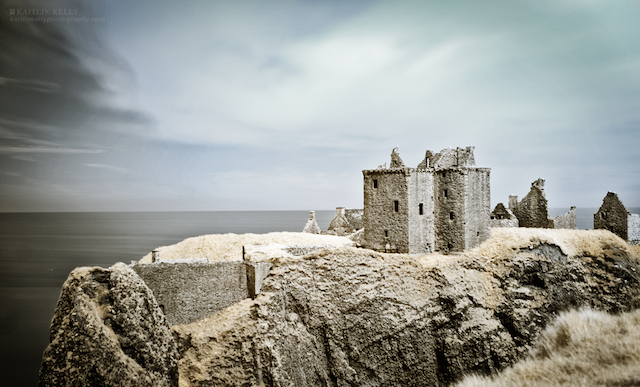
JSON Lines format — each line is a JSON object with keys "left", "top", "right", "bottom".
{"left": 594, "top": 192, "right": 640, "bottom": 244}
{"left": 362, "top": 147, "right": 491, "bottom": 254}
{"left": 302, "top": 208, "right": 363, "bottom": 236}
{"left": 509, "top": 179, "right": 554, "bottom": 228}
{"left": 490, "top": 203, "right": 518, "bottom": 228}
{"left": 327, "top": 207, "right": 353, "bottom": 236}
{"left": 302, "top": 211, "right": 321, "bottom": 234}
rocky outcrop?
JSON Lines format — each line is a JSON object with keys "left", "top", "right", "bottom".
{"left": 172, "top": 229, "right": 640, "bottom": 386}
{"left": 41, "top": 229, "right": 640, "bottom": 386}
{"left": 39, "top": 263, "right": 178, "bottom": 387}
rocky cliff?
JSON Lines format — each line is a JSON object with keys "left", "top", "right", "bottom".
{"left": 41, "top": 229, "right": 640, "bottom": 386}
{"left": 39, "top": 263, "right": 179, "bottom": 387}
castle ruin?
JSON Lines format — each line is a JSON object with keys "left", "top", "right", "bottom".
{"left": 362, "top": 147, "right": 490, "bottom": 254}
{"left": 594, "top": 192, "right": 640, "bottom": 244}
{"left": 509, "top": 178, "right": 554, "bottom": 228}
{"left": 489, "top": 203, "right": 519, "bottom": 228}
{"left": 507, "top": 179, "right": 577, "bottom": 229}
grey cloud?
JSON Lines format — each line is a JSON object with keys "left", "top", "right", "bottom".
{"left": 0, "top": 146, "right": 104, "bottom": 154}
{"left": 0, "top": 0, "right": 152, "bottom": 152}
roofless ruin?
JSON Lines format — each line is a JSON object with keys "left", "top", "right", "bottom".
{"left": 362, "top": 146, "right": 490, "bottom": 254}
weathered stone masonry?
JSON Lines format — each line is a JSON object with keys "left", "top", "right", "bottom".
{"left": 509, "top": 178, "right": 554, "bottom": 228}
{"left": 490, "top": 203, "right": 519, "bottom": 228}
{"left": 133, "top": 260, "right": 272, "bottom": 326}
{"left": 363, "top": 147, "right": 490, "bottom": 254}
{"left": 594, "top": 192, "right": 640, "bottom": 244}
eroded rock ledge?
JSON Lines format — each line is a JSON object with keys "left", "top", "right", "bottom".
{"left": 40, "top": 229, "right": 640, "bottom": 386}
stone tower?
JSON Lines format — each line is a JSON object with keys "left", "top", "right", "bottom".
{"left": 362, "top": 147, "right": 490, "bottom": 254}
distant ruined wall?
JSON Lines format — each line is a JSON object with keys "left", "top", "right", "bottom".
{"left": 344, "top": 208, "right": 364, "bottom": 231}
{"left": 511, "top": 183, "right": 553, "bottom": 228}
{"left": 134, "top": 262, "right": 250, "bottom": 326}
{"left": 627, "top": 214, "right": 639, "bottom": 245}
{"left": 490, "top": 218, "right": 519, "bottom": 228}
{"left": 554, "top": 207, "right": 577, "bottom": 230}
{"left": 363, "top": 169, "right": 410, "bottom": 253}
{"left": 302, "top": 211, "right": 321, "bottom": 234}
{"left": 490, "top": 203, "right": 518, "bottom": 228}
{"left": 594, "top": 192, "right": 629, "bottom": 241}
{"left": 430, "top": 146, "right": 476, "bottom": 169}
{"left": 328, "top": 207, "right": 353, "bottom": 235}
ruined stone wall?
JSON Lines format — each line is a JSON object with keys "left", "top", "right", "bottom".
{"left": 408, "top": 169, "right": 435, "bottom": 254}
{"left": 431, "top": 146, "right": 476, "bottom": 169}
{"left": 512, "top": 187, "right": 553, "bottom": 228}
{"left": 490, "top": 203, "right": 518, "bottom": 228}
{"left": 463, "top": 168, "right": 491, "bottom": 249}
{"left": 433, "top": 169, "right": 466, "bottom": 252}
{"left": 490, "top": 218, "right": 519, "bottom": 228}
{"left": 363, "top": 169, "right": 410, "bottom": 252}
{"left": 328, "top": 207, "right": 353, "bottom": 235}
{"left": 627, "top": 214, "right": 640, "bottom": 245}
{"left": 554, "top": 207, "right": 577, "bottom": 229}
{"left": 133, "top": 262, "right": 249, "bottom": 326}
{"left": 344, "top": 208, "right": 364, "bottom": 230}
{"left": 302, "top": 211, "right": 321, "bottom": 234}
{"left": 594, "top": 192, "right": 629, "bottom": 240}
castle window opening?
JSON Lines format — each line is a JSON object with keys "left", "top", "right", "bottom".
{"left": 450, "top": 212, "right": 455, "bottom": 220}
{"left": 394, "top": 200, "right": 399, "bottom": 212}
{"left": 419, "top": 203, "right": 424, "bottom": 215}
{"left": 373, "top": 179, "right": 378, "bottom": 188}
{"left": 384, "top": 230, "right": 389, "bottom": 237}
{"left": 442, "top": 172, "right": 446, "bottom": 178}
{"left": 444, "top": 189, "right": 448, "bottom": 198}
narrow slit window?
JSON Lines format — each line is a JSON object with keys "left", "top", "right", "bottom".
{"left": 450, "top": 212, "right": 454, "bottom": 220}
{"left": 384, "top": 230, "right": 389, "bottom": 237}
{"left": 394, "top": 200, "right": 399, "bottom": 212}
{"left": 373, "top": 179, "right": 378, "bottom": 188}
{"left": 419, "top": 203, "right": 424, "bottom": 215}
{"left": 442, "top": 172, "right": 446, "bottom": 178}
{"left": 444, "top": 189, "right": 448, "bottom": 198}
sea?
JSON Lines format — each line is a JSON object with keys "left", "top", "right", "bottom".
{"left": 0, "top": 208, "right": 632, "bottom": 386}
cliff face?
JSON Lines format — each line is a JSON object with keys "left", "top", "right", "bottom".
{"left": 173, "top": 229, "right": 640, "bottom": 386}
{"left": 41, "top": 230, "right": 640, "bottom": 386}
{"left": 39, "top": 263, "right": 179, "bottom": 387}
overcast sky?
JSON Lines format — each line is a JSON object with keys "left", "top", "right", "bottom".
{"left": 1, "top": 0, "right": 639, "bottom": 211}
